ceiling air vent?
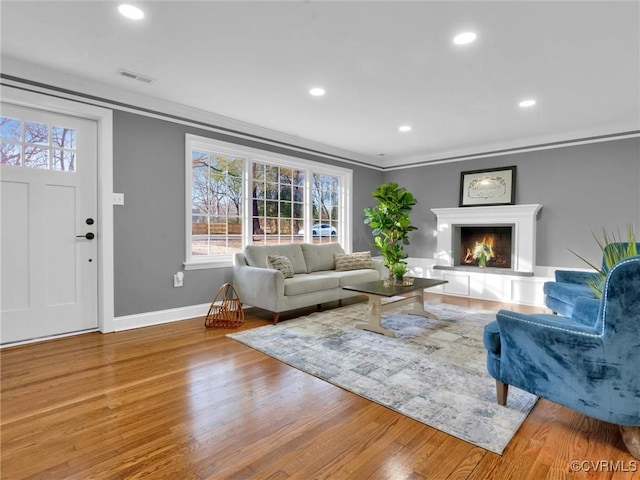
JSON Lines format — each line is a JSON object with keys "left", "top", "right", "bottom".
{"left": 117, "top": 69, "right": 155, "bottom": 84}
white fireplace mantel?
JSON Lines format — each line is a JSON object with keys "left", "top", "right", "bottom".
{"left": 431, "top": 204, "right": 543, "bottom": 274}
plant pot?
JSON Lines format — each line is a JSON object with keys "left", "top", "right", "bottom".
{"left": 478, "top": 257, "right": 487, "bottom": 269}
{"left": 393, "top": 274, "right": 404, "bottom": 285}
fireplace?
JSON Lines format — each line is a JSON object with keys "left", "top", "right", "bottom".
{"left": 455, "top": 225, "right": 513, "bottom": 268}
{"left": 431, "top": 204, "right": 542, "bottom": 275}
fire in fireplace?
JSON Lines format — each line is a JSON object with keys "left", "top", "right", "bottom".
{"left": 455, "top": 225, "right": 513, "bottom": 269}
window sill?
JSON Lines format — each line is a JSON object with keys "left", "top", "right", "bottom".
{"left": 184, "top": 258, "right": 233, "bottom": 271}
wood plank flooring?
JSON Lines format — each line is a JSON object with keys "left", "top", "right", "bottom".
{"left": 2, "top": 295, "right": 638, "bottom": 479}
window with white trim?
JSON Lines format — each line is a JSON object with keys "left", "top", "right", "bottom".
{"left": 191, "top": 149, "right": 244, "bottom": 256}
{"left": 1, "top": 115, "right": 77, "bottom": 171}
{"left": 185, "top": 135, "right": 352, "bottom": 268}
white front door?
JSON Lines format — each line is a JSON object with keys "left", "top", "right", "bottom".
{"left": 1, "top": 103, "right": 98, "bottom": 344}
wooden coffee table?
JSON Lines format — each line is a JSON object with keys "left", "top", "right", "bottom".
{"left": 342, "top": 277, "right": 448, "bottom": 337}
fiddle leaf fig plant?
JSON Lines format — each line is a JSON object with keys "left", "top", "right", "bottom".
{"left": 364, "top": 182, "right": 418, "bottom": 276}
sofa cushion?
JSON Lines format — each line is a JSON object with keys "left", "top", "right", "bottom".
{"left": 331, "top": 268, "right": 381, "bottom": 286}
{"left": 266, "top": 255, "right": 294, "bottom": 278}
{"left": 244, "top": 244, "right": 307, "bottom": 274}
{"left": 284, "top": 274, "right": 340, "bottom": 296}
{"left": 334, "top": 251, "right": 374, "bottom": 271}
{"left": 301, "top": 243, "right": 345, "bottom": 272}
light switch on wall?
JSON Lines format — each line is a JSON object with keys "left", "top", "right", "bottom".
{"left": 113, "top": 193, "right": 125, "bottom": 205}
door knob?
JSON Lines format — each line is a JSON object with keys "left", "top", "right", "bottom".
{"left": 76, "top": 232, "right": 95, "bottom": 240}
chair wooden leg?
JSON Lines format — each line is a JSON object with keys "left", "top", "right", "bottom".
{"left": 272, "top": 312, "right": 280, "bottom": 325}
{"left": 496, "top": 380, "right": 509, "bottom": 406}
{"left": 620, "top": 425, "right": 640, "bottom": 459}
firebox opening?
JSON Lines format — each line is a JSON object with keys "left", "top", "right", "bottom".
{"left": 454, "top": 225, "right": 513, "bottom": 269}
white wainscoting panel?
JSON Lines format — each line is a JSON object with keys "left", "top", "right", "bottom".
{"left": 406, "top": 257, "right": 561, "bottom": 307}
{"left": 442, "top": 273, "right": 471, "bottom": 296}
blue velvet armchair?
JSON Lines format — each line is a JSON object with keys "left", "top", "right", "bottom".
{"left": 543, "top": 242, "right": 640, "bottom": 317}
{"left": 543, "top": 269, "right": 598, "bottom": 317}
{"left": 484, "top": 254, "right": 640, "bottom": 459}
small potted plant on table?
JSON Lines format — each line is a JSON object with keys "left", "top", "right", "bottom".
{"left": 391, "top": 262, "right": 408, "bottom": 285}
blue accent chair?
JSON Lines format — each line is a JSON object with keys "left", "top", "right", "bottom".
{"left": 484, "top": 254, "right": 640, "bottom": 459}
{"left": 543, "top": 242, "right": 640, "bottom": 317}
{"left": 543, "top": 270, "right": 598, "bottom": 317}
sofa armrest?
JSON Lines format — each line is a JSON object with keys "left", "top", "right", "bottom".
{"left": 555, "top": 269, "right": 599, "bottom": 284}
{"left": 233, "top": 264, "right": 284, "bottom": 312}
{"left": 372, "top": 259, "right": 386, "bottom": 279}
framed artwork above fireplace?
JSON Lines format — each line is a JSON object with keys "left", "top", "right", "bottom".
{"left": 459, "top": 166, "right": 516, "bottom": 207}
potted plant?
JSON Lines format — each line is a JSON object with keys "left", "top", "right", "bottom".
{"left": 391, "top": 262, "right": 408, "bottom": 284}
{"left": 571, "top": 226, "right": 638, "bottom": 298}
{"left": 364, "top": 182, "right": 418, "bottom": 278}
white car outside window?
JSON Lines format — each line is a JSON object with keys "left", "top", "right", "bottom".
{"left": 298, "top": 224, "right": 337, "bottom": 236}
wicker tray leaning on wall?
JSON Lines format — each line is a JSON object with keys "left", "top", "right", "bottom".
{"left": 204, "top": 283, "right": 245, "bottom": 328}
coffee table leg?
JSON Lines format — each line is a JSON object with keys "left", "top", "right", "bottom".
{"left": 401, "top": 290, "right": 438, "bottom": 320}
{"left": 356, "top": 295, "right": 397, "bottom": 337}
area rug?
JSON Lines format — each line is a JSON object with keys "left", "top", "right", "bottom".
{"left": 227, "top": 302, "right": 537, "bottom": 454}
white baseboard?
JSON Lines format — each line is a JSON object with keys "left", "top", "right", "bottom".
{"left": 112, "top": 260, "right": 587, "bottom": 331}
{"left": 114, "top": 303, "right": 211, "bottom": 331}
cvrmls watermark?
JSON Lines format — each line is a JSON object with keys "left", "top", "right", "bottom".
{"left": 570, "top": 460, "right": 638, "bottom": 472}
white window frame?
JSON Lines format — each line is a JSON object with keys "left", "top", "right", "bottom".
{"left": 184, "top": 134, "right": 353, "bottom": 270}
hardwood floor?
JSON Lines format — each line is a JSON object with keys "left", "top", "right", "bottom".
{"left": 2, "top": 295, "right": 638, "bottom": 479}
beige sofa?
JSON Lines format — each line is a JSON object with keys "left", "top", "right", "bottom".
{"left": 233, "top": 243, "right": 384, "bottom": 323}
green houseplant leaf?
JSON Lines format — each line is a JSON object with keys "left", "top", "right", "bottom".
{"left": 569, "top": 226, "right": 638, "bottom": 298}
{"left": 364, "top": 182, "right": 418, "bottom": 277}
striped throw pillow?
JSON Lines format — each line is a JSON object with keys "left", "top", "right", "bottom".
{"left": 334, "top": 251, "right": 374, "bottom": 272}
{"left": 266, "top": 255, "right": 295, "bottom": 278}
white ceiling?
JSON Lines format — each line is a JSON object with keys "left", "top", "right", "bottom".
{"left": 1, "top": 1, "right": 639, "bottom": 168}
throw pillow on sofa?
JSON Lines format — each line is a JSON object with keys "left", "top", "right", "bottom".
{"left": 266, "top": 255, "right": 295, "bottom": 278}
{"left": 334, "top": 251, "right": 374, "bottom": 271}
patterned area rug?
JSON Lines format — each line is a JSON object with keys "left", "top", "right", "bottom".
{"left": 227, "top": 302, "right": 537, "bottom": 454}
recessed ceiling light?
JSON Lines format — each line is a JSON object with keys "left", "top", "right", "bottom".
{"left": 398, "top": 125, "right": 412, "bottom": 132}
{"left": 309, "top": 87, "right": 326, "bottom": 97}
{"left": 118, "top": 4, "right": 144, "bottom": 20}
{"left": 519, "top": 99, "right": 536, "bottom": 108}
{"left": 453, "top": 32, "right": 477, "bottom": 45}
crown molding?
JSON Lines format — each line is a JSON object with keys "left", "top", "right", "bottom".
{"left": 382, "top": 129, "right": 640, "bottom": 171}
{"left": 1, "top": 57, "right": 381, "bottom": 170}
{"left": 3, "top": 57, "right": 637, "bottom": 173}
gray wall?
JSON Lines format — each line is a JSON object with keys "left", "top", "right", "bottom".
{"left": 113, "top": 108, "right": 638, "bottom": 317}
{"left": 384, "top": 137, "right": 640, "bottom": 268}
{"left": 113, "top": 110, "right": 382, "bottom": 317}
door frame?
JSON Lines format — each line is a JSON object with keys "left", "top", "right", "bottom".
{"left": 2, "top": 85, "right": 115, "bottom": 334}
